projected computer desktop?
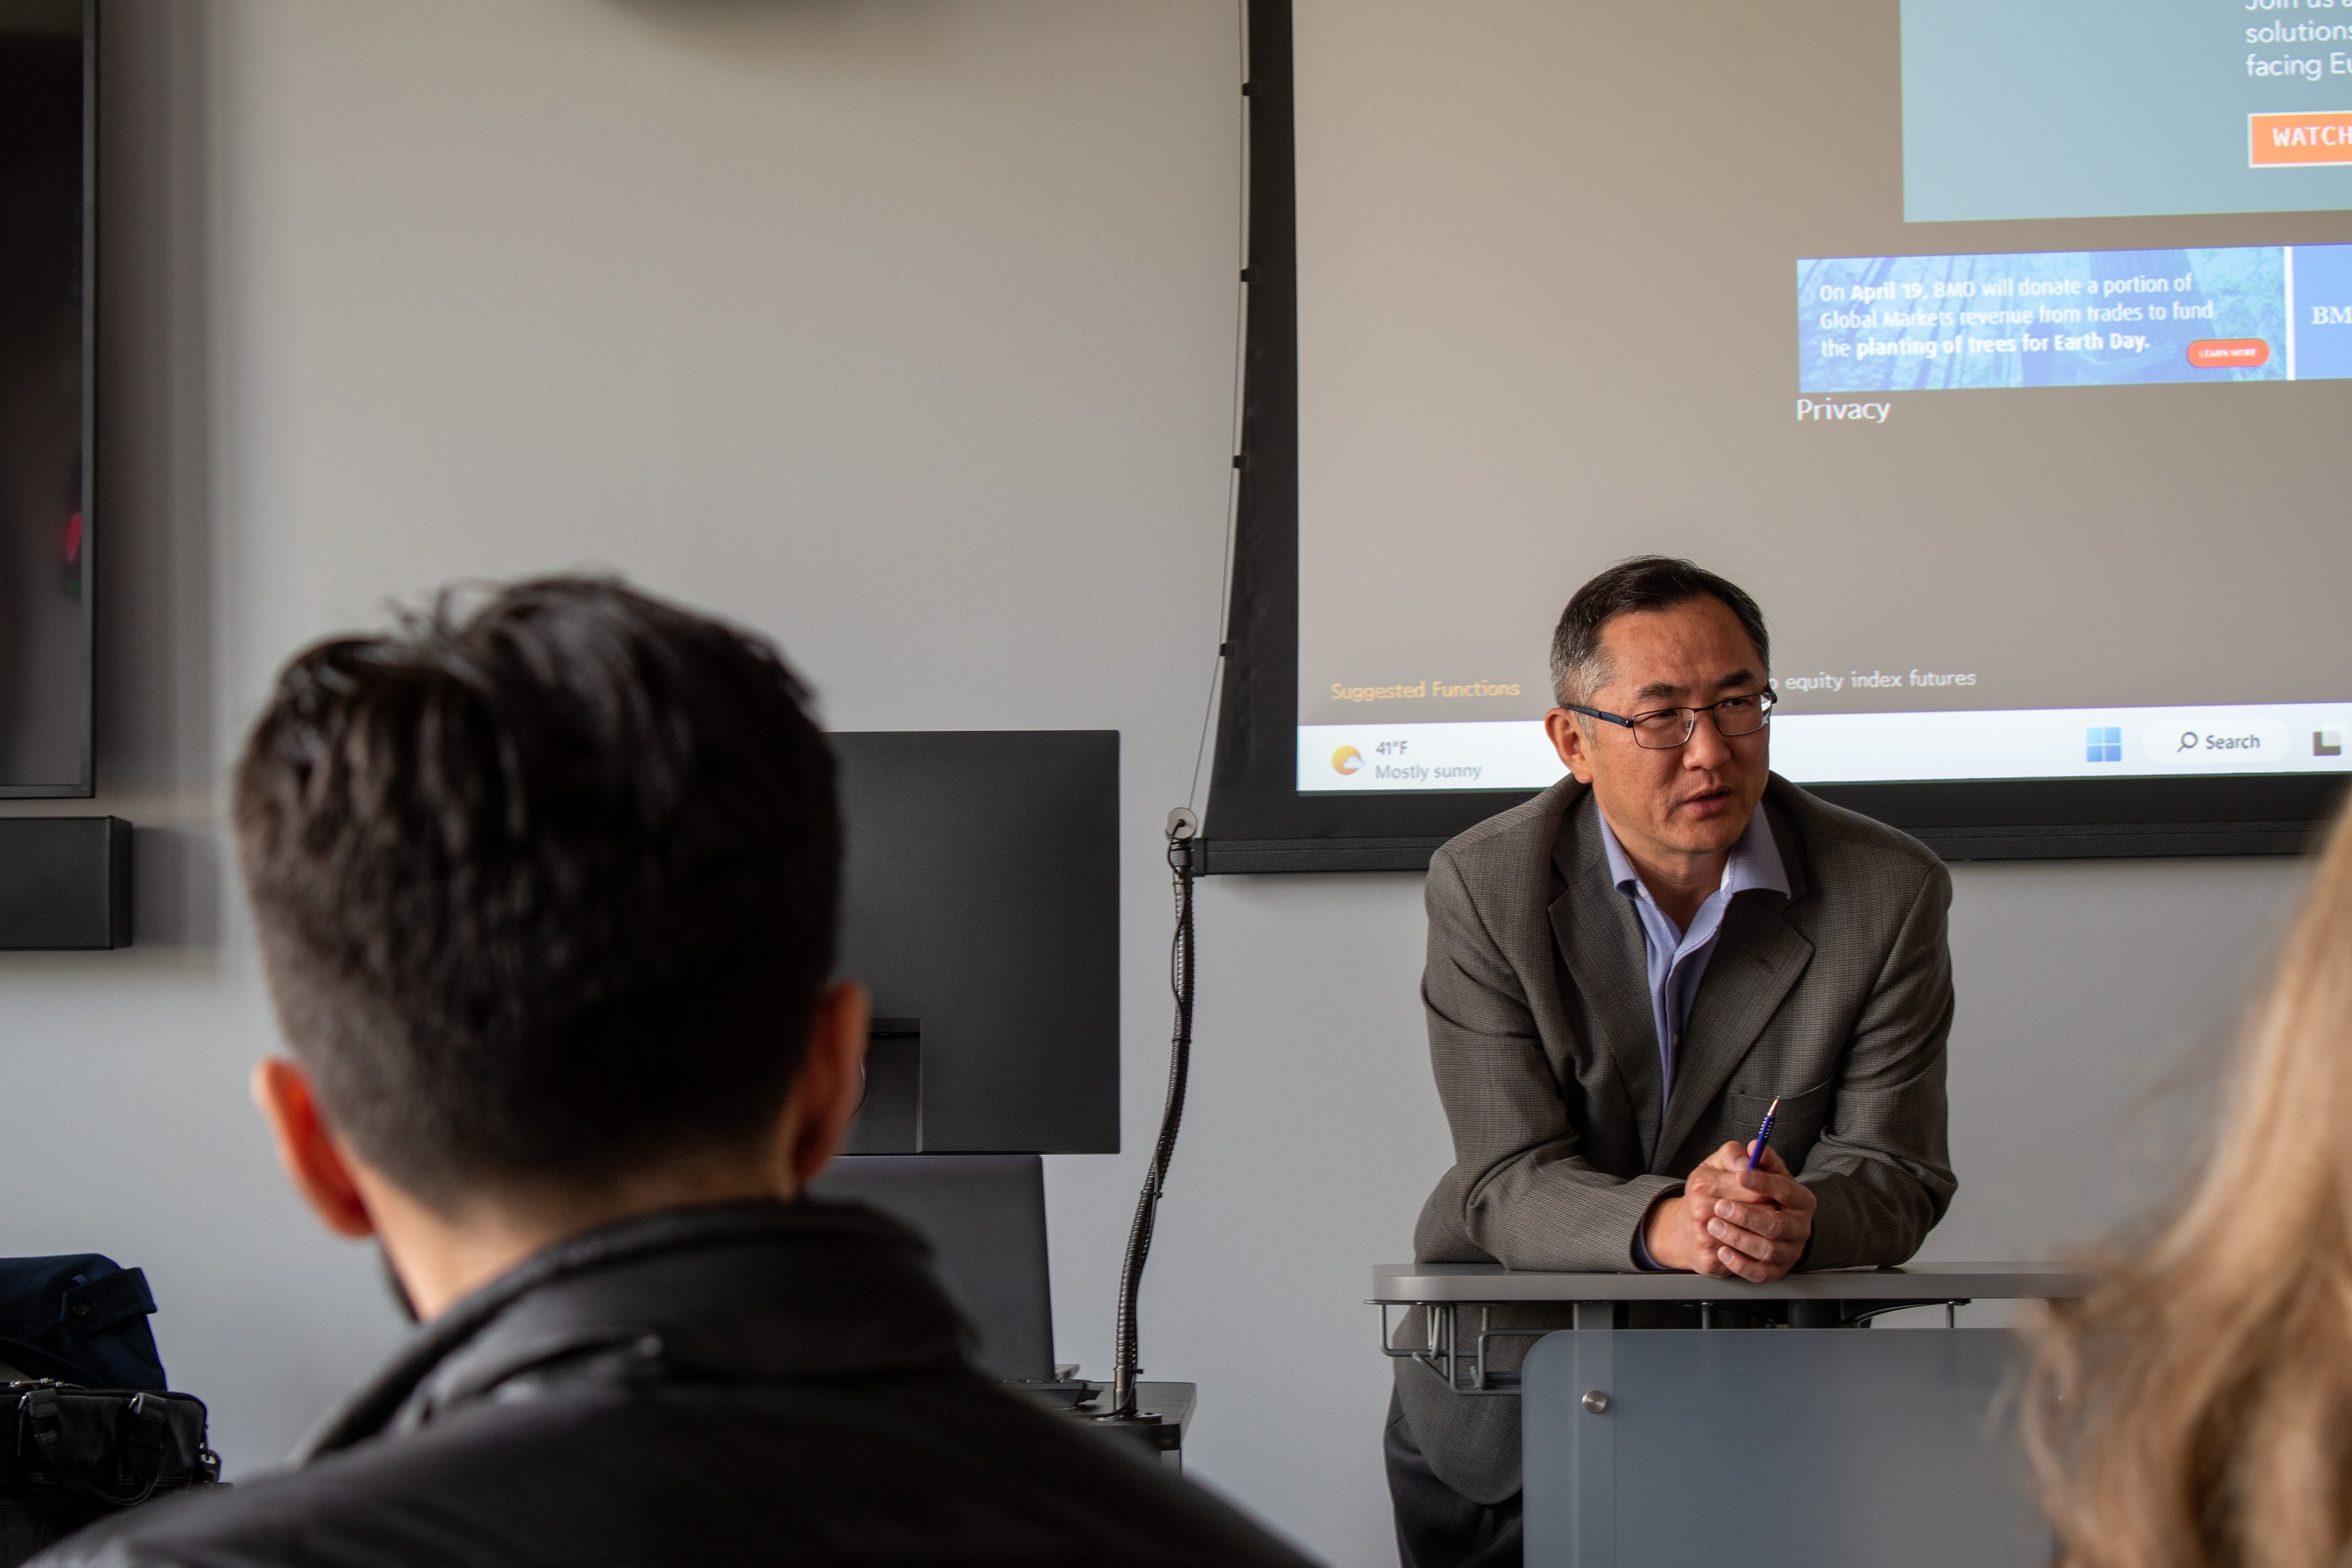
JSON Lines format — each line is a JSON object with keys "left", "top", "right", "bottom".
{"left": 1200, "top": 0, "right": 2352, "bottom": 873}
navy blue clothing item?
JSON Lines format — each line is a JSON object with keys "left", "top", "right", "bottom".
{"left": 0, "top": 1256, "right": 166, "bottom": 1391}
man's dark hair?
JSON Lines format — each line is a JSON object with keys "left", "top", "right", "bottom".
{"left": 233, "top": 576, "right": 841, "bottom": 1206}
{"left": 1549, "top": 555, "right": 1771, "bottom": 706}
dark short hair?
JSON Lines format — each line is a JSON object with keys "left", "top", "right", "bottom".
{"left": 1549, "top": 556, "right": 1771, "bottom": 705}
{"left": 232, "top": 576, "right": 841, "bottom": 1206}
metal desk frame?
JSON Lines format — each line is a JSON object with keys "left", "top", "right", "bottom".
{"left": 1371, "top": 1261, "right": 2091, "bottom": 1396}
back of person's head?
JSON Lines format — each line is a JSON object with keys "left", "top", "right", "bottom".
{"left": 233, "top": 575, "right": 841, "bottom": 1211}
{"left": 2026, "top": 795, "right": 2352, "bottom": 1568}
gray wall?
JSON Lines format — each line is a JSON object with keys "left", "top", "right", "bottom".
{"left": 0, "top": 4, "right": 2311, "bottom": 1565}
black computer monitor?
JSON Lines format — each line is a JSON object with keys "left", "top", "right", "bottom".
{"left": 0, "top": 1, "right": 94, "bottom": 798}
{"left": 831, "top": 731, "right": 1119, "bottom": 1155}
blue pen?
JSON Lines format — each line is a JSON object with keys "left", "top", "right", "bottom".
{"left": 1747, "top": 1097, "right": 1780, "bottom": 1175}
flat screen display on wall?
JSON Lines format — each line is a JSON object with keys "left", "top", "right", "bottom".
{"left": 0, "top": 0, "right": 89, "bottom": 798}
{"left": 1203, "top": 0, "right": 2352, "bottom": 869}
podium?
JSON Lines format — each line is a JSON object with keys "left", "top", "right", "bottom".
{"left": 1372, "top": 1263, "right": 2089, "bottom": 1568}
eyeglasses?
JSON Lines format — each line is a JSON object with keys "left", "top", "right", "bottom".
{"left": 1563, "top": 689, "right": 1777, "bottom": 751}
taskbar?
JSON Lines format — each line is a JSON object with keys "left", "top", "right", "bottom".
{"left": 1298, "top": 703, "right": 2352, "bottom": 792}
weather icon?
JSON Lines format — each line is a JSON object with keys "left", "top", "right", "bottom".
{"left": 1331, "top": 745, "right": 1364, "bottom": 776}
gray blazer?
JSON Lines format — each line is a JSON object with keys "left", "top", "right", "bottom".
{"left": 1397, "top": 773, "right": 1956, "bottom": 1503}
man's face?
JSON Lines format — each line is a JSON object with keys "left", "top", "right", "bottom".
{"left": 1547, "top": 596, "right": 1771, "bottom": 867}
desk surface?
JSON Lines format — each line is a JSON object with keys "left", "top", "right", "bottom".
{"left": 1371, "top": 1260, "right": 2092, "bottom": 1304}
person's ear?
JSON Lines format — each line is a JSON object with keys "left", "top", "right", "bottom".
{"left": 251, "top": 1058, "right": 377, "bottom": 1239}
{"left": 781, "top": 980, "right": 871, "bottom": 1192}
{"left": 1545, "top": 708, "right": 1596, "bottom": 784}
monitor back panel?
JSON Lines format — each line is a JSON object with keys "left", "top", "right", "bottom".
{"left": 832, "top": 730, "right": 1119, "bottom": 1154}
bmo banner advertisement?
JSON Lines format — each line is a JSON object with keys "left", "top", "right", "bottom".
{"left": 1799, "top": 244, "right": 2352, "bottom": 393}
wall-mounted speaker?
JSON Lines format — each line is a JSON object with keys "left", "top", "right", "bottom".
{"left": 0, "top": 819, "right": 133, "bottom": 950}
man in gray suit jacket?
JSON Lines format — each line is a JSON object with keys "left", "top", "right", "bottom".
{"left": 1387, "top": 558, "right": 1956, "bottom": 1568}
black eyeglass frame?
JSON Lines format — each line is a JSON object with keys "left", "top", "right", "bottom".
{"left": 1561, "top": 688, "right": 1778, "bottom": 750}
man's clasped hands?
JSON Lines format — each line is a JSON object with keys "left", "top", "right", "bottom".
{"left": 1641, "top": 1141, "right": 1817, "bottom": 1281}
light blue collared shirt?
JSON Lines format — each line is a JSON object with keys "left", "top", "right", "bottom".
{"left": 1596, "top": 805, "right": 1790, "bottom": 1097}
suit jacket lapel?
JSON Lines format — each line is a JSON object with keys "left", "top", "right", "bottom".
{"left": 1546, "top": 794, "right": 1667, "bottom": 1164}
{"left": 1656, "top": 804, "right": 1816, "bottom": 1162}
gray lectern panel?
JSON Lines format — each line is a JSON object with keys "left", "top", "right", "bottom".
{"left": 1524, "top": 1329, "right": 2049, "bottom": 1568}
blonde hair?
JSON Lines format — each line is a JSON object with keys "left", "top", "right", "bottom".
{"left": 2026, "top": 799, "right": 2352, "bottom": 1568}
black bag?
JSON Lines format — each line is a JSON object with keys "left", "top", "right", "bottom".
{"left": 0, "top": 1258, "right": 219, "bottom": 1566}
{"left": 0, "top": 1384, "right": 220, "bottom": 1565}
{"left": 0, "top": 1258, "right": 166, "bottom": 1394}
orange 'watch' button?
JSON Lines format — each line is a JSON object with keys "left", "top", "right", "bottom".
{"left": 2251, "top": 112, "right": 2352, "bottom": 166}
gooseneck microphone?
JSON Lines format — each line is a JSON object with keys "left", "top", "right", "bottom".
{"left": 1106, "top": 808, "right": 1200, "bottom": 1420}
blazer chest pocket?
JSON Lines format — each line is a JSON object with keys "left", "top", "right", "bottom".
{"left": 1723, "top": 1080, "right": 1833, "bottom": 1172}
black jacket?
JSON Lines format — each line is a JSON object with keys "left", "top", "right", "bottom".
{"left": 37, "top": 1201, "right": 1315, "bottom": 1567}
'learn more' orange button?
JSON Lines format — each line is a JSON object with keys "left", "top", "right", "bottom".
{"left": 2251, "top": 111, "right": 2352, "bottom": 166}
{"left": 2187, "top": 339, "right": 2272, "bottom": 368}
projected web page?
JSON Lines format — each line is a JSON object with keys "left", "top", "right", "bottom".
{"left": 1903, "top": 0, "right": 2352, "bottom": 221}
{"left": 1289, "top": 0, "right": 2352, "bottom": 797}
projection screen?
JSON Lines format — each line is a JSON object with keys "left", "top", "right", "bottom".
{"left": 1201, "top": 0, "right": 2352, "bottom": 871}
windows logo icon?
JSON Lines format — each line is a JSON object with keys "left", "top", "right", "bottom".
{"left": 2086, "top": 726, "right": 2123, "bottom": 764}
